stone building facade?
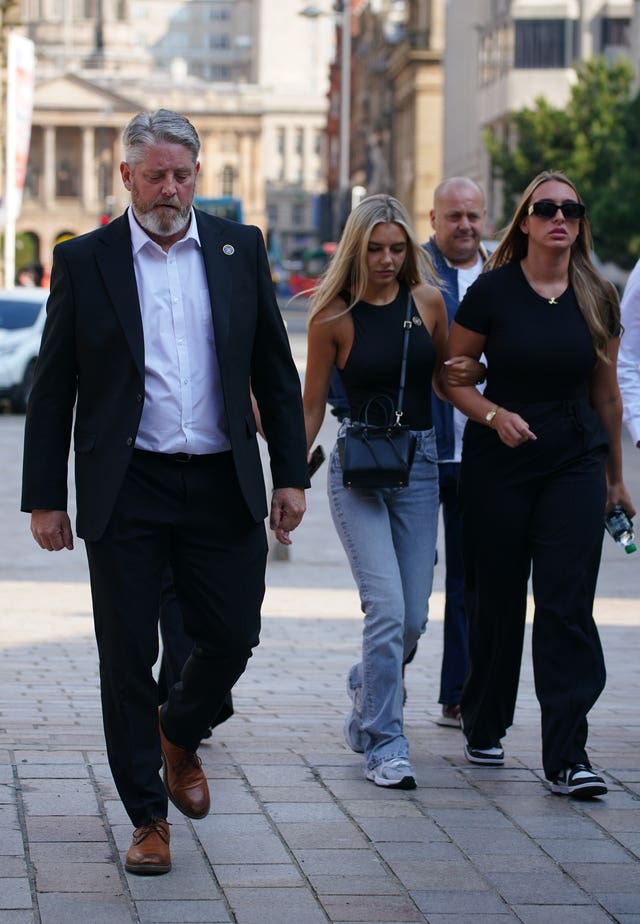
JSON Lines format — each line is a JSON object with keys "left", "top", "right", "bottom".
{"left": 6, "top": 0, "right": 334, "bottom": 276}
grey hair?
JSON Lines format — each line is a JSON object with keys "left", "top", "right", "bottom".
{"left": 122, "top": 109, "right": 201, "bottom": 167}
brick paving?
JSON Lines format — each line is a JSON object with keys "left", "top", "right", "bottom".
{"left": 1, "top": 329, "right": 638, "bottom": 923}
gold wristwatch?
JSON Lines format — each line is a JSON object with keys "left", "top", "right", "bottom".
{"left": 485, "top": 405, "right": 499, "bottom": 427}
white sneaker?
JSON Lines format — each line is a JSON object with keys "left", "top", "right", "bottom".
{"left": 436, "top": 704, "right": 462, "bottom": 728}
{"left": 343, "top": 711, "right": 364, "bottom": 753}
{"left": 366, "top": 757, "right": 416, "bottom": 789}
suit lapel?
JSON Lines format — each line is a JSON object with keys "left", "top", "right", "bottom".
{"left": 95, "top": 212, "right": 145, "bottom": 380}
{"left": 196, "top": 211, "right": 232, "bottom": 357}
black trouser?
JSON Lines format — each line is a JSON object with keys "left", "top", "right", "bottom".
{"left": 158, "top": 568, "right": 234, "bottom": 728}
{"left": 459, "top": 403, "right": 607, "bottom": 779}
{"left": 438, "top": 463, "right": 469, "bottom": 705}
{"left": 85, "top": 450, "right": 266, "bottom": 826}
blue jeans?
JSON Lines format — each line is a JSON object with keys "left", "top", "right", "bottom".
{"left": 328, "top": 427, "right": 439, "bottom": 769}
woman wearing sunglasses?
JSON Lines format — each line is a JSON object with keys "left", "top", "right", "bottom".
{"left": 442, "top": 171, "right": 635, "bottom": 798}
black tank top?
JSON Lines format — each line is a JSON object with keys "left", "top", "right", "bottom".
{"left": 337, "top": 283, "right": 435, "bottom": 429}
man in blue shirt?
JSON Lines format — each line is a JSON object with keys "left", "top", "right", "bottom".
{"left": 424, "top": 177, "right": 488, "bottom": 727}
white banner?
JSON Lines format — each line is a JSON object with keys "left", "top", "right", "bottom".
{"left": 3, "top": 33, "right": 36, "bottom": 287}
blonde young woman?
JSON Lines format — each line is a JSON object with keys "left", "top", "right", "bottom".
{"left": 300, "top": 195, "right": 451, "bottom": 788}
{"left": 443, "top": 171, "right": 635, "bottom": 797}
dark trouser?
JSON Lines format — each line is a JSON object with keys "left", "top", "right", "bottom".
{"left": 437, "top": 463, "right": 468, "bottom": 705}
{"left": 158, "top": 569, "right": 234, "bottom": 728}
{"left": 459, "top": 406, "right": 607, "bottom": 779}
{"left": 85, "top": 449, "right": 266, "bottom": 826}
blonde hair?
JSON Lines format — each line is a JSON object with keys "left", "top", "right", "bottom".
{"left": 487, "top": 171, "right": 619, "bottom": 363}
{"left": 308, "top": 195, "right": 438, "bottom": 323}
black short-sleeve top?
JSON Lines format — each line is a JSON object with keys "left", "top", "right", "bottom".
{"left": 454, "top": 262, "right": 601, "bottom": 405}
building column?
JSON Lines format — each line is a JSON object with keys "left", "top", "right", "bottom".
{"left": 82, "top": 126, "right": 96, "bottom": 212}
{"left": 239, "top": 132, "right": 265, "bottom": 231}
{"left": 201, "top": 131, "right": 218, "bottom": 198}
{"left": 285, "top": 124, "right": 296, "bottom": 184}
{"left": 302, "top": 124, "right": 315, "bottom": 187}
{"left": 43, "top": 126, "right": 56, "bottom": 209}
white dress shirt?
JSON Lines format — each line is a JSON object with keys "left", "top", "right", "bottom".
{"left": 618, "top": 258, "right": 640, "bottom": 447}
{"left": 128, "top": 208, "right": 231, "bottom": 454}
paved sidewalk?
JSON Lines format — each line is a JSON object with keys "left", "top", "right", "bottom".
{"left": 1, "top": 331, "right": 639, "bottom": 923}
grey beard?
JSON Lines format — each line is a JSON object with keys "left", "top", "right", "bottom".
{"left": 132, "top": 203, "right": 191, "bottom": 238}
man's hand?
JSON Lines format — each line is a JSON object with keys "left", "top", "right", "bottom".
{"left": 444, "top": 355, "right": 486, "bottom": 386}
{"left": 30, "top": 510, "right": 74, "bottom": 551}
{"left": 270, "top": 488, "right": 306, "bottom": 546}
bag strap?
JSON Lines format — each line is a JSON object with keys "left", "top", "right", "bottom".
{"left": 395, "top": 289, "right": 414, "bottom": 426}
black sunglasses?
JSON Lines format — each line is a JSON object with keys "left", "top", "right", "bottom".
{"left": 527, "top": 199, "right": 586, "bottom": 220}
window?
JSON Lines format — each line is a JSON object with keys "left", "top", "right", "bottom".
{"left": 207, "top": 65, "right": 231, "bottom": 80}
{"left": 56, "top": 160, "right": 77, "bottom": 197}
{"left": 514, "top": 19, "right": 568, "bottom": 69}
{"left": 221, "top": 165, "right": 235, "bottom": 197}
{"left": 292, "top": 203, "right": 305, "bottom": 227}
{"left": 209, "top": 33, "right": 230, "bottom": 49}
{"left": 601, "top": 18, "right": 630, "bottom": 51}
{"left": 56, "top": 128, "right": 81, "bottom": 198}
{"left": 168, "top": 33, "right": 189, "bottom": 50}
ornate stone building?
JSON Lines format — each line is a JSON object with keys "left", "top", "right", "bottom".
{"left": 20, "top": 73, "right": 266, "bottom": 265}
{"left": 6, "top": 0, "right": 333, "bottom": 275}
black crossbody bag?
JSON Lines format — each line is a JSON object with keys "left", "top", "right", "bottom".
{"left": 338, "top": 291, "right": 417, "bottom": 489}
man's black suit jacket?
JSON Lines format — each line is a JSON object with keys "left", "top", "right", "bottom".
{"left": 21, "top": 209, "right": 309, "bottom": 541}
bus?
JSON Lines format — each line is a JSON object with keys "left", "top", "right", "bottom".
{"left": 194, "top": 196, "right": 243, "bottom": 222}
{"left": 288, "top": 242, "right": 336, "bottom": 295}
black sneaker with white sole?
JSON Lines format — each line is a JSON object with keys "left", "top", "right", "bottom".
{"left": 549, "top": 763, "right": 607, "bottom": 799}
{"left": 464, "top": 742, "right": 505, "bottom": 765}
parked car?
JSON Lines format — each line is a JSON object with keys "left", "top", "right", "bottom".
{"left": 0, "top": 288, "right": 48, "bottom": 413}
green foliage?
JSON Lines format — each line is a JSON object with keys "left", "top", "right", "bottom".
{"left": 486, "top": 57, "right": 640, "bottom": 269}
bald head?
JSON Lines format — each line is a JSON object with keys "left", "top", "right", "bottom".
{"left": 430, "top": 177, "right": 486, "bottom": 268}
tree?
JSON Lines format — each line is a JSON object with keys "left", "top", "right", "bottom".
{"left": 485, "top": 57, "right": 640, "bottom": 269}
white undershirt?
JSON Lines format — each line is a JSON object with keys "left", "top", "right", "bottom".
{"left": 447, "top": 252, "right": 484, "bottom": 463}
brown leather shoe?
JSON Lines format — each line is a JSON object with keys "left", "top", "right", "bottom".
{"left": 125, "top": 819, "right": 171, "bottom": 875}
{"left": 158, "top": 707, "right": 210, "bottom": 819}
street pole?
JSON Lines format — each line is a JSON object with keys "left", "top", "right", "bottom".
{"left": 299, "top": 2, "right": 351, "bottom": 242}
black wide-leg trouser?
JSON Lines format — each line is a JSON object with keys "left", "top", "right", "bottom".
{"left": 458, "top": 401, "right": 608, "bottom": 780}
{"left": 85, "top": 449, "right": 267, "bottom": 827}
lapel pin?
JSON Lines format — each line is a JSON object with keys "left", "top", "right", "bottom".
{"left": 222, "top": 244, "right": 235, "bottom": 255}
{"left": 412, "top": 315, "right": 422, "bottom": 326}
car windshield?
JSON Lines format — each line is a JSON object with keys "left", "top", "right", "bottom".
{"left": 0, "top": 300, "right": 43, "bottom": 330}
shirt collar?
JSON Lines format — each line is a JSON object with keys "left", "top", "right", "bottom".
{"left": 127, "top": 206, "right": 201, "bottom": 255}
